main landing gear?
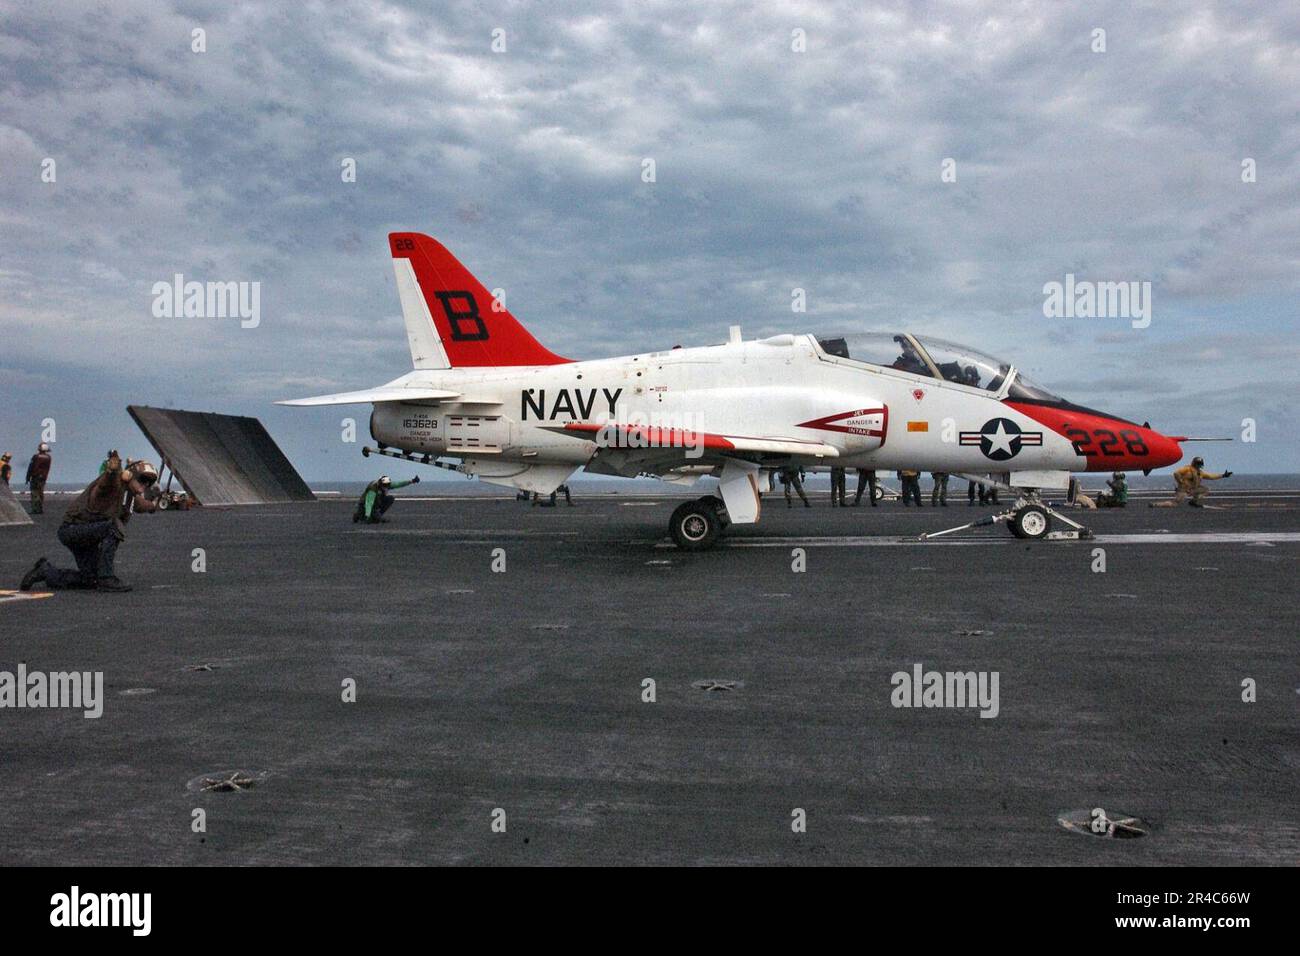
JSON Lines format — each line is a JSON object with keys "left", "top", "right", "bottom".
{"left": 670, "top": 496, "right": 731, "bottom": 551}
{"left": 920, "top": 494, "right": 1092, "bottom": 542}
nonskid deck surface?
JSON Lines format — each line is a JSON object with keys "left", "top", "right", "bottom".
{"left": 1, "top": 494, "right": 1296, "bottom": 865}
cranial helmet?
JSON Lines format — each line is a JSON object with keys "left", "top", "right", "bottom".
{"left": 1192, "top": 456, "right": 1205, "bottom": 469}
{"left": 38, "top": 443, "right": 50, "bottom": 453}
{"left": 1112, "top": 471, "right": 1125, "bottom": 479}
{"left": 128, "top": 459, "right": 159, "bottom": 485}
{"left": 379, "top": 475, "right": 391, "bottom": 487}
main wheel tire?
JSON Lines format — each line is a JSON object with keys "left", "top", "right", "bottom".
{"left": 872, "top": 484, "right": 885, "bottom": 503}
{"left": 1010, "top": 504, "right": 1050, "bottom": 540}
{"left": 156, "top": 496, "right": 170, "bottom": 511}
{"left": 671, "top": 500, "right": 722, "bottom": 551}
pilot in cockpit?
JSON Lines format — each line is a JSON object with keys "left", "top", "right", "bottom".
{"left": 892, "top": 338, "right": 928, "bottom": 376}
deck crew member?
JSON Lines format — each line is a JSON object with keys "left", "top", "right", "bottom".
{"left": 830, "top": 466, "right": 847, "bottom": 506}
{"left": 20, "top": 453, "right": 158, "bottom": 593}
{"left": 969, "top": 478, "right": 999, "bottom": 505}
{"left": 1097, "top": 472, "right": 1128, "bottom": 508}
{"left": 1153, "top": 457, "right": 1231, "bottom": 508}
{"left": 899, "top": 469, "right": 923, "bottom": 507}
{"left": 532, "top": 484, "right": 574, "bottom": 507}
{"left": 930, "top": 472, "right": 949, "bottom": 507}
{"left": 853, "top": 468, "right": 877, "bottom": 507}
{"left": 354, "top": 474, "right": 419, "bottom": 523}
{"left": 26, "top": 442, "right": 52, "bottom": 514}
{"left": 779, "top": 466, "right": 810, "bottom": 508}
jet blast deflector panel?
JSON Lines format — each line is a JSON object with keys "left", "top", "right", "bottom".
{"left": 127, "top": 406, "right": 314, "bottom": 506}
{"left": 0, "top": 482, "right": 33, "bottom": 526}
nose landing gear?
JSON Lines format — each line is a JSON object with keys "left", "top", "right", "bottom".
{"left": 921, "top": 494, "right": 1092, "bottom": 542}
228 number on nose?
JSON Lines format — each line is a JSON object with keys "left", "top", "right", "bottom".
{"left": 1065, "top": 427, "right": 1149, "bottom": 458}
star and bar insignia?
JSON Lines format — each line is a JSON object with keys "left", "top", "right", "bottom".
{"left": 959, "top": 417, "right": 1043, "bottom": 461}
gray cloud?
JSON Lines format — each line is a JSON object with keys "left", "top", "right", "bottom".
{"left": 2, "top": 0, "right": 1297, "bottom": 477}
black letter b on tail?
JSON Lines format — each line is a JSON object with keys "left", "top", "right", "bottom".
{"left": 435, "top": 291, "right": 489, "bottom": 341}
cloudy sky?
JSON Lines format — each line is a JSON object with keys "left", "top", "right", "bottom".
{"left": 2, "top": 0, "right": 1297, "bottom": 480}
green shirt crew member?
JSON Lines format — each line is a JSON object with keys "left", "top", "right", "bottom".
{"left": 354, "top": 475, "right": 419, "bottom": 523}
{"left": 1101, "top": 472, "right": 1128, "bottom": 507}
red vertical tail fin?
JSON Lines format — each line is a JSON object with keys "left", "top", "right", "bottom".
{"left": 389, "top": 232, "right": 570, "bottom": 368}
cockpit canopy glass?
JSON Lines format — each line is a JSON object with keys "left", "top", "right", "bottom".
{"left": 815, "top": 332, "right": 1014, "bottom": 392}
{"left": 1005, "top": 372, "right": 1064, "bottom": 403}
{"left": 911, "top": 336, "right": 1011, "bottom": 392}
{"left": 816, "top": 333, "right": 935, "bottom": 378}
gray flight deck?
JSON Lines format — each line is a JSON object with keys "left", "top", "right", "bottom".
{"left": 127, "top": 405, "right": 314, "bottom": 506}
{"left": 0, "top": 487, "right": 1296, "bottom": 865}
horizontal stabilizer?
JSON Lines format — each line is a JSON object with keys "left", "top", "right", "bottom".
{"left": 276, "top": 387, "right": 461, "bottom": 407}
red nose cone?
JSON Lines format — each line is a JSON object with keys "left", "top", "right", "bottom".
{"left": 1147, "top": 431, "right": 1184, "bottom": 469}
{"left": 1004, "top": 401, "right": 1184, "bottom": 472}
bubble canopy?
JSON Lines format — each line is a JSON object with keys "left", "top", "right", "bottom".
{"left": 813, "top": 332, "right": 1062, "bottom": 402}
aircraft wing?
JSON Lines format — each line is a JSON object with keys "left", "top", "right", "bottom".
{"left": 453, "top": 459, "right": 576, "bottom": 494}
{"left": 548, "top": 423, "right": 839, "bottom": 458}
{"left": 275, "top": 387, "right": 461, "bottom": 406}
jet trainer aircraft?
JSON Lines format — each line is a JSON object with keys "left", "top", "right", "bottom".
{"left": 280, "top": 232, "right": 1188, "bottom": 549}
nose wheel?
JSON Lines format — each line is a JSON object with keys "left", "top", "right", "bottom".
{"left": 1009, "top": 503, "right": 1051, "bottom": 540}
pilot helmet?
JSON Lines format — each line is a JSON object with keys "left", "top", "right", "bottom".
{"left": 127, "top": 459, "right": 159, "bottom": 485}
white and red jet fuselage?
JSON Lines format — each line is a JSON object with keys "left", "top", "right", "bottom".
{"left": 282, "top": 233, "right": 1186, "bottom": 547}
